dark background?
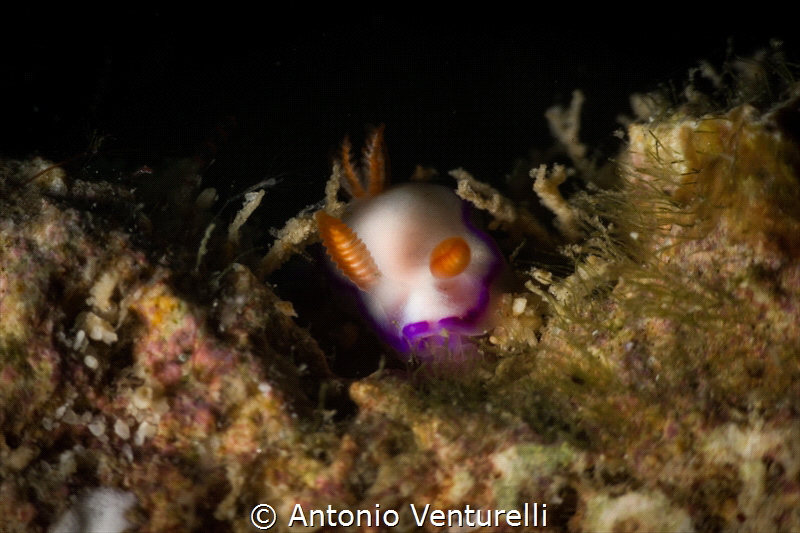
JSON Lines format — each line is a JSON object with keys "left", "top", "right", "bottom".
{"left": 4, "top": 13, "right": 790, "bottom": 223}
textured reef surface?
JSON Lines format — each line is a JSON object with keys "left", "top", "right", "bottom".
{"left": 2, "top": 53, "right": 800, "bottom": 532}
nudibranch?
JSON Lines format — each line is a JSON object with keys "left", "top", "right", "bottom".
{"left": 316, "top": 127, "right": 504, "bottom": 362}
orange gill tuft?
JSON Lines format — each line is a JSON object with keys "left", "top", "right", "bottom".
{"left": 340, "top": 136, "right": 366, "bottom": 198}
{"left": 338, "top": 124, "right": 386, "bottom": 199}
{"left": 363, "top": 124, "right": 386, "bottom": 197}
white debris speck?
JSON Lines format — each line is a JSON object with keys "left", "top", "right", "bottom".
{"left": 87, "top": 271, "right": 118, "bottom": 314}
{"left": 83, "top": 312, "right": 118, "bottom": 345}
{"left": 134, "top": 423, "right": 147, "bottom": 446}
{"left": 122, "top": 443, "right": 133, "bottom": 462}
{"left": 134, "top": 421, "right": 156, "bottom": 446}
{"left": 131, "top": 386, "right": 152, "bottom": 410}
{"left": 88, "top": 419, "right": 106, "bottom": 437}
{"left": 73, "top": 329, "right": 86, "bottom": 351}
{"left": 195, "top": 187, "right": 218, "bottom": 210}
{"left": 114, "top": 419, "right": 130, "bottom": 440}
{"left": 50, "top": 488, "right": 137, "bottom": 533}
{"left": 58, "top": 450, "right": 77, "bottom": 477}
{"left": 512, "top": 297, "right": 527, "bottom": 316}
{"left": 61, "top": 410, "right": 80, "bottom": 425}
{"left": 83, "top": 355, "right": 98, "bottom": 369}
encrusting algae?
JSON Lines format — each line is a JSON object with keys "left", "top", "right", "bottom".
{"left": 1, "top": 48, "right": 799, "bottom": 531}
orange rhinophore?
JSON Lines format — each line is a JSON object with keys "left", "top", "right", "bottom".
{"left": 315, "top": 210, "right": 381, "bottom": 290}
{"left": 430, "top": 237, "right": 471, "bottom": 279}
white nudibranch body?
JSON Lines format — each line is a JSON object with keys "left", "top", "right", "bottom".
{"left": 316, "top": 127, "right": 504, "bottom": 362}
